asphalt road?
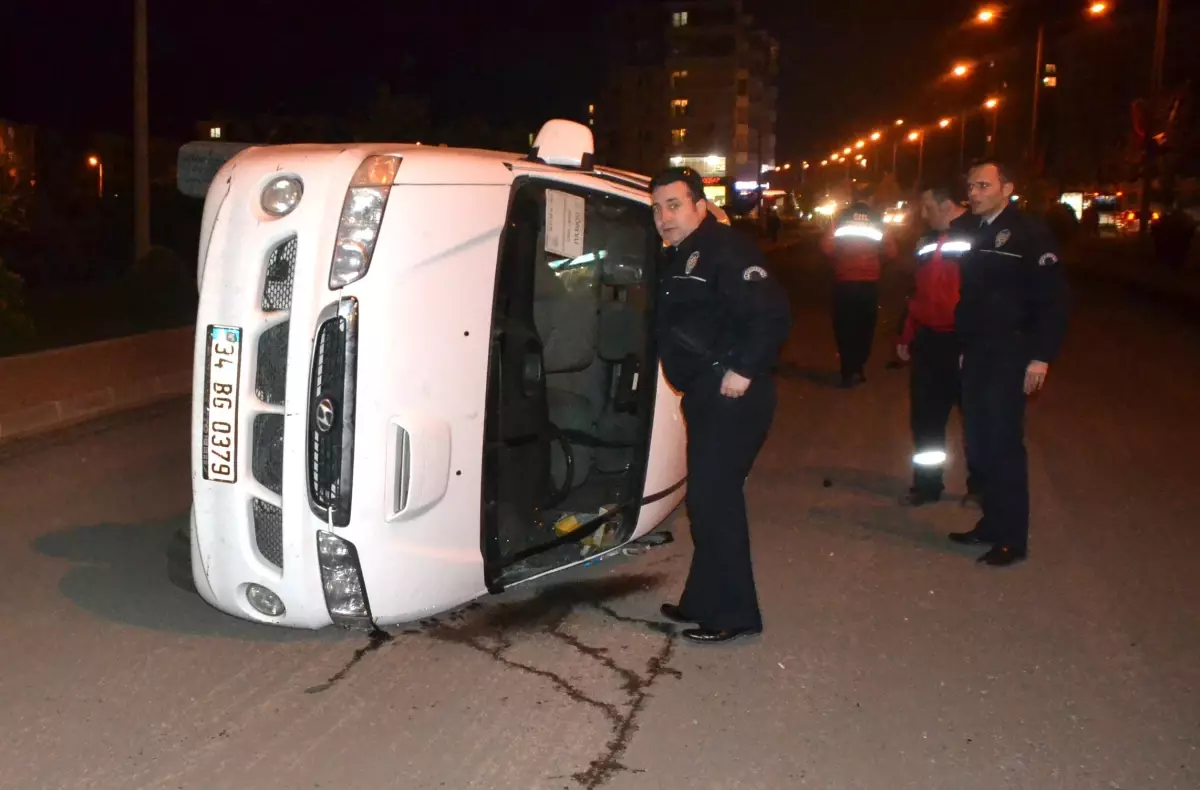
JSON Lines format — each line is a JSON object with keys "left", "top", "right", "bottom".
{"left": 1, "top": 240, "right": 1197, "bottom": 790}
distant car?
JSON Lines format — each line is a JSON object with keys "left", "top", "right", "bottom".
{"left": 1117, "top": 209, "right": 1161, "bottom": 234}
{"left": 172, "top": 120, "right": 688, "bottom": 630}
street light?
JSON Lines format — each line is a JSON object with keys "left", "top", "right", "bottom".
{"left": 939, "top": 118, "right": 953, "bottom": 128}
{"left": 895, "top": 119, "right": 905, "bottom": 126}
{"left": 984, "top": 97, "right": 1001, "bottom": 154}
{"left": 952, "top": 63, "right": 971, "bottom": 78}
{"left": 908, "top": 130, "right": 926, "bottom": 183}
{"left": 977, "top": 6, "right": 998, "bottom": 23}
{"left": 870, "top": 131, "right": 882, "bottom": 142}
{"left": 1023, "top": 2, "right": 1110, "bottom": 173}
{"left": 821, "top": 159, "right": 829, "bottom": 166}
{"left": 87, "top": 155, "right": 103, "bottom": 198}
{"left": 843, "top": 147, "right": 852, "bottom": 155}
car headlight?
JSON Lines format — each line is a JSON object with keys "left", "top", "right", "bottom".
{"left": 329, "top": 155, "right": 402, "bottom": 289}
{"left": 317, "top": 530, "right": 373, "bottom": 629}
{"left": 261, "top": 176, "right": 303, "bottom": 217}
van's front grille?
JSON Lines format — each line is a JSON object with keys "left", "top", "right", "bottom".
{"left": 246, "top": 237, "right": 297, "bottom": 570}
{"left": 262, "top": 236, "right": 297, "bottom": 312}
{"left": 307, "top": 298, "right": 359, "bottom": 527}
{"left": 255, "top": 321, "right": 289, "bottom": 406}
{"left": 253, "top": 499, "right": 284, "bottom": 569}
{"left": 251, "top": 413, "right": 284, "bottom": 496}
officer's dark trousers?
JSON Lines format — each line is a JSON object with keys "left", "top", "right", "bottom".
{"left": 832, "top": 281, "right": 879, "bottom": 377}
{"left": 679, "top": 375, "right": 776, "bottom": 632}
{"left": 910, "top": 327, "right": 979, "bottom": 496}
{"left": 961, "top": 347, "right": 1029, "bottom": 550}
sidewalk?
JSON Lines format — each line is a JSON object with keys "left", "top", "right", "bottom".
{"left": 1069, "top": 237, "right": 1200, "bottom": 308}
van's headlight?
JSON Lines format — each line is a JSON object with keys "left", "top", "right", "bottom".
{"left": 317, "top": 530, "right": 373, "bottom": 629}
{"left": 329, "top": 155, "right": 402, "bottom": 289}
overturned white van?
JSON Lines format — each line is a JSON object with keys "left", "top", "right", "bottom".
{"left": 172, "top": 120, "right": 689, "bottom": 629}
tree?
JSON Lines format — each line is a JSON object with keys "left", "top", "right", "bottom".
{"left": 360, "top": 84, "right": 431, "bottom": 143}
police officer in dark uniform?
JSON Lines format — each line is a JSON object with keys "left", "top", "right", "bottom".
{"left": 897, "top": 183, "right": 982, "bottom": 507}
{"left": 650, "top": 167, "right": 792, "bottom": 643}
{"left": 952, "top": 159, "right": 1069, "bottom": 566}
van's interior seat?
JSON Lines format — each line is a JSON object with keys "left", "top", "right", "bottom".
{"left": 532, "top": 250, "right": 603, "bottom": 493}
{"left": 592, "top": 256, "right": 645, "bottom": 474}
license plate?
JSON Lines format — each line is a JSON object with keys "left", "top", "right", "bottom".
{"left": 204, "top": 325, "right": 242, "bottom": 483}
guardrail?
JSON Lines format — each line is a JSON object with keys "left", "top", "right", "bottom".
{"left": 0, "top": 328, "right": 193, "bottom": 442}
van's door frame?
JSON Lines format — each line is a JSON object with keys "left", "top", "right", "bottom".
{"left": 480, "top": 173, "right": 665, "bottom": 591}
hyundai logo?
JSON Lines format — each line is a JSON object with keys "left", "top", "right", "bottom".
{"left": 315, "top": 397, "right": 337, "bottom": 433}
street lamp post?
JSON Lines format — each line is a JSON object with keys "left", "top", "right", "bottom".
{"left": 985, "top": 98, "right": 1000, "bottom": 155}
{"left": 134, "top": 0, "right": 151, "bottom": 259}
{"left": 1029, "top": 22, "right": 1045, "bottom": 173}
{"left": 959, "top": 111, "right": 967, "bottom": 169}
{"left": 1139, "top": 0, "right": 1171, "bottom": 236}
{"left": 87, "top": 156, "right": 103, "bottom": 198}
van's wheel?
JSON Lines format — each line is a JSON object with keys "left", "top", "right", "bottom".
{"left": 167, "top": 524, "right": 196, "bottom": 593}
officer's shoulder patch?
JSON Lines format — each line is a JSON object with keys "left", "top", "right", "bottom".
{"left": 995, "top": 229, "right": 1011, "bottom": 248}
{"left": 742, "top": 265, "right": 768, "bottom": 281}
{"left": 1038, "top": 252, "right": 1058, "bottom": 266}
{"left": 685, "top": 251, "right": 700, "bottom": 275}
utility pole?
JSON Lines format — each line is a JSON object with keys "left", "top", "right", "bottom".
{"left": 1139, "top": 0, "right": 1170, "bottom": 236}
{"left": 959, "top": 110, "right": 967, "bottom": 170}
{"left": 134, "top": 0, "right": 151, "bottom": 259}
{"left": 1028, "top": 23, "right": 1045, "bottom": 175}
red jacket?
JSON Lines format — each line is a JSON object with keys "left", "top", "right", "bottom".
{"left": 899, "top": 232, "right": 962, "bottom": 346}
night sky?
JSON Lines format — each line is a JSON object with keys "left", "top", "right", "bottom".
{"left": 0, "top": 0, "right": 1153, "bottom": 162}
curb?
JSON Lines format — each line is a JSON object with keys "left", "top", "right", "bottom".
{"left": 0, "top": 328, "right": 194, "bottom": 444}
{"left": 0, "top": 371, "right": 192, "bottom": 442}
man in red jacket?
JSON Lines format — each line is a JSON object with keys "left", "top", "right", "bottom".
{"left": 820, "top": 189, "right": 898, "bottom": 387}
{"left": 896, "top": 183, "right": 981, "bottom": 506}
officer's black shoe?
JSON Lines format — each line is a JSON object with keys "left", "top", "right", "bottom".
{"left": 900, "top": 487, "right": 941, "bottom": 506}
{"left": 977, "top": 545, "right": 1027, "bottom": 566}
{"left": 681, "top": 626, "right": 763, "bottom": 644}
{"left": 659, "top": 604, "right": 697, "bottom": 625}
{"left": 949, "top": 528, "right": 998, "bottom": 546}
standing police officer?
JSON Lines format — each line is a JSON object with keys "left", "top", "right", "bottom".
{"left": 952, "top": 159, "right": 1069, "bottom": 566}
{"left": 820, "top": 189, "right": 898, "bottom": 387}
{"left": 650, "top": 167, "right": 792, "bottom": 644}
{"left": 897, "top": 183, "right": 982, "bottom": 507}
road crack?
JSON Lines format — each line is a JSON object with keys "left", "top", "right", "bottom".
{"left": 552, "top": 624, "right": 681, "bottom": 789}
{"left": 304, "top": 629, "right": 393, "bottom": 694}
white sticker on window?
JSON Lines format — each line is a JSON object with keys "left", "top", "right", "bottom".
{"left": 545, "top": 189, "right": 586, "bottom": 259}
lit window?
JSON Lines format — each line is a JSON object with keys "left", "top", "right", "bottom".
{"left": 1043, "top": 76, "right": 1057, "bottom": 87}
{"left": 673, "top": 11, "right": 688, "bottom": 27}
{"left": 671, "top": 98, "right": 689, "bottom": 117}
{"left": 209, "top": 127, "right": 222, "bottom": 139}
{"left": 672, "top": 128, "right": 687, "bottom": 145}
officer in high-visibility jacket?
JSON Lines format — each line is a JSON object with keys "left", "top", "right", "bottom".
{"left": 896, "top": 183, "right": 982, "bottom": 507}
{"left": 952, "top": 159, "right": 1069, "bottom": 567}
{"left": 820, "top": 193, "right": 898, "bottom": 387}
